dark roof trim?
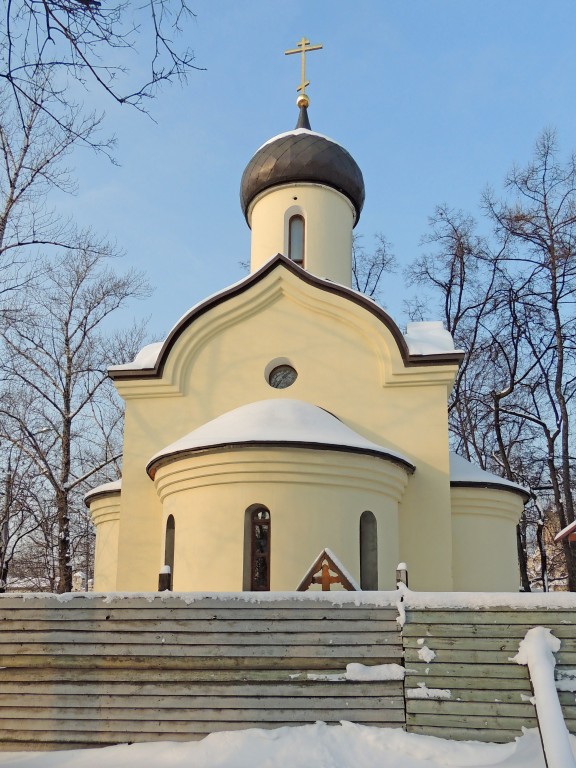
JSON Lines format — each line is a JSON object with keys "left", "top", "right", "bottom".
{"left": 84, "top": 487, "right": 122, "bottom": 508}
{"left": 147, "top": 440, "right": 416, "bottom": 479}
{"left": 110, "top": 255, "right": 464, "bottom": 382}
{"left": 450, "top": 480, "right": 530, "bottom": 503}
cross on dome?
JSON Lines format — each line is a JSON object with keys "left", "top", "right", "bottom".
{"left": 284, "top": 36, "right": 323, "bottom": 106}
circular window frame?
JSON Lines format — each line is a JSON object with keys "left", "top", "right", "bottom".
{"left": 265, "top": 358, "right": 298, "bottom": 389}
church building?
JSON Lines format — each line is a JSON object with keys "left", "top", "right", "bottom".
{"left": 85, "top": 43, "right": 528, "bottom": 594}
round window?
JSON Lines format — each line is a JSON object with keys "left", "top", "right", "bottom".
{"left": 268, "top": 364, "right": 298, "bottom": 389}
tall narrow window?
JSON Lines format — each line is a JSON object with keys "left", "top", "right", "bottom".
{"left": 164, "top": 515, "right": 175, "bottom": 585}
{"left": 360, "top": 511, "right": 378, "bottom": 590}
{"left": 243, "top": 505, "right": 271, "bottom": 591}
{"left": 288, "top": 215, "right": 305, "bottom": 265}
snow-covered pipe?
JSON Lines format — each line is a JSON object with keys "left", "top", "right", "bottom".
{"left": 513, "top": 627, "right": 576, "bottom": 768}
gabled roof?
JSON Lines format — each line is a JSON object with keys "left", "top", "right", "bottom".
{"left": 296, "top": 548, "right": 359, "bottom": 592}
{"left": 147, "top": 399, "right": 415, "bottom": 478}
{"left": 109, "top": 255, "right": 464, "bottom": 382}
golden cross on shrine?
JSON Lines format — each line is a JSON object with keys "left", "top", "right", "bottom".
{"left": 284, "top": 37, "right": 323, "bottom": 105}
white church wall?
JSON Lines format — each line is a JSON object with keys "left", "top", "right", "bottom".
{"left": 450, "top": 487, "right": 523, "bottom": 591}
{"left": 153, "top": 448, "right": 408, "bottom": 591}
{"left": 112, "top": 266, "right": 459, "bottom": 592}
{"left": 248, "top": 184, "right": 354, "bottom": 285}
{"left": 89, "top": 494, "right": 121, "bottom": 592}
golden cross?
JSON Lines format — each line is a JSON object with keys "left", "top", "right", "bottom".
{"left": 284, "top": 37, "right": 323, "bottom": 101}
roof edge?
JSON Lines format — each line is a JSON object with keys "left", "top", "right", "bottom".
{"left": 84, "top": 486, "right": 122, "bottom": 508}
{"left": 110, "top": 255, "right": 464, "bottom": 382}
{"left": 147, "top": 440, "right": 416, "bottom": 480}
{"left": 450, "top": 479, "right": 530, "bottom": 503}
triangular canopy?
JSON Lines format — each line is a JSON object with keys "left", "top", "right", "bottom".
{"left": 296, "top": 548, "right": 359, "bottom": 592}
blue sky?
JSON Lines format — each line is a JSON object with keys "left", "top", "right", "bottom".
{"left": 55, "top": 0, "right": 576, "bottom": 343}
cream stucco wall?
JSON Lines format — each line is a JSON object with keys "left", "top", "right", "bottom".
{"left": 248, "top": 184, "right": 355, "bottom": 285}
{"left": 153, "top": 448, "right": 409, "bottom": 591}
{"left": 451, "top": 486, "right": 524, "bottom": 591}
{"left": 89, "top": 493, "right": 121, "bottom": 591}
{"left": 112, "top": 265, "right": 459, "bottom": 592}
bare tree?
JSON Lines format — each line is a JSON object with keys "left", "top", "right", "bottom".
{"left": 405, "top": 132, "right": 576, "bottom": 591}
{"left": 0, "top": 246, "right": 149, "bottom": 592}
{"left": 2, "top": 0, "right": 202, "bottom": 135}
{"left": 0, "top": 73, "right": 112, "bottom": 321}
{"left": 483, "top": 129, "right": 576, "bottom": 589}
{"left": 0, "top": 440, "right": 47, "bottom": 591}
{"left": 352, "top": 233, "right": 396, "bottom": 304}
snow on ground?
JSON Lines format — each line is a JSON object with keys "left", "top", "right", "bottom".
{"left": 0, "top": 724, "right": 571, "bottom": 768}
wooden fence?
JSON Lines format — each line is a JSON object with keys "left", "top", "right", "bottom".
{"left": 402, "top": 598, "right": 576, "bottom": 743}
{"left": 1, "top": 591, "right": 576, "bottom": 750}
{"left": 0, "top": 593, "right": 404, "bottom": 750}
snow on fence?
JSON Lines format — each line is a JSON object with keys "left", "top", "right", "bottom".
{"left": 513, "top": 627, "right": 576, "bottom": 768}
{"left": 401, "top": 591, "right": 576, "bottom": 743}
{"left": 0, "top": 592, "right": 404, "bottom": 751}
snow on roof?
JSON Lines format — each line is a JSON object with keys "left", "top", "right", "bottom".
{"left": 148, "top": 399, "right": 414, "bottom": 473}
{"left": 108, "top": 341, "right": 164, "bottom": 372}
{"left": 449, "top": 452, "right": 529, "bottom": 499}
{"left": 107, "top": 270, "right": 262, "bottom": 373}
{"left": 108, "top": 260, "right": 464, "bottom": 376}
{"left": 84, "top": 478, "right": 122, "bottom": 505}
{"left": 323, "top": 548, "right": 360, "bottom": 591}
{"left": 256, "top": 127, "right": 341, "bottom": 152}
{"left": 297, "top": 547, "right": 361, "bottom": 592}
{"left": 403, "top": 321, "right": 462, "bottom": 355}
{"left": 555, "top": 519, "right": 576, "bottom": 543}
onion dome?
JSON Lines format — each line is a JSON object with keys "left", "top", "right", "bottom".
{"left": 240, "top": 104, "right": 365, "bottom": 224}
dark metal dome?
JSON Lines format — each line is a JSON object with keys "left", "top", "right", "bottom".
{"left": 240, "top": 106, "right": 365, "bottom": 225}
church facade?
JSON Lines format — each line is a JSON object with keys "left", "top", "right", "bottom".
{"left": 86, "top": 94, "right": 527, "bottom": 594}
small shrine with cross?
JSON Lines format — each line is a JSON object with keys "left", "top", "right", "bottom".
{"left": 85, "top": 39, "right": 528, "bottom": 594}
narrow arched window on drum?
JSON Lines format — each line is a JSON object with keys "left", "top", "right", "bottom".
{"left": 288, "top": 215, "right": 305, "bottom": 265}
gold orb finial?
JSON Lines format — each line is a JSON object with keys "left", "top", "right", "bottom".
{"left": 285, "top": 37, "right": 323, "bottom": 103}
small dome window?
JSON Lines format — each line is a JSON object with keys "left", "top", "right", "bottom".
{"left": 268, "top": 364, "right": 297, "bottom": 389}
{"left": 288, "top": 215, "right": 305, "bottom": 265}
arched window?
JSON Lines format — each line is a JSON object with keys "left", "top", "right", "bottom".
{"left": 164, "top": 515, "right": 175, "bottom": 585}
{"left": 360, "top": 511, "right": 378, "bottom": 590}
{"left": 288, "top": 215, "right": 305, "bottom": 265}
{"left": 243, "top": 505, "right": 271, "bottom": 591}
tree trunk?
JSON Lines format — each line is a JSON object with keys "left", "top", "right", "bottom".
{"left": 56, "top": 487, "right": 72, "bottom": 593}
{"left": 516, "top": 521, "right": 531, "bottom": 592}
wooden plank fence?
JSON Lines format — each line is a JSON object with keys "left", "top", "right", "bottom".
{"left": 0, "top": 594, "right": 404, "bottom": 750}
{"left": 402, "top": 604, "right": 576, "bottom": 743}
{"left": 2, "top": 591, "right": 576, "bottom": 750}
